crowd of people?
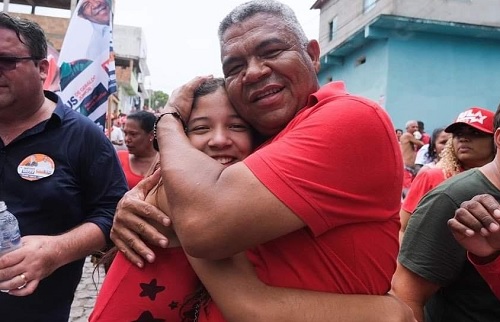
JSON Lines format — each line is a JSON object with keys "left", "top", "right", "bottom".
{"left": 1, "top": 1, "right": 499, "bottom": 321}
{"left": 395, "top": 108, "right": 499, "bottom": 321}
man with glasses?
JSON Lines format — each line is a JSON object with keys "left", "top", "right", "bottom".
{"left": 0, "top": 56, "right": 42, "bottom": 70}
{"left": 0, "top": 13, "right": 127, "bottom": 321}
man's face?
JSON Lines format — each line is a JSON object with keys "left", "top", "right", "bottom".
{"left": 80, "top": 0, "right": 111, "bottom": 25}
{"left": 0, "top": 28, "right": 47, "bottom": 114}
{"left": 406, "top": 122, "right": 418, "bottom": 134}
{"left": 221, "top": 13, "right": 320, "bottom": 137}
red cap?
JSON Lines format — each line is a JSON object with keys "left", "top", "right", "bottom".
{"left": 444, "top": 107, "right": 495, "bottom": 134}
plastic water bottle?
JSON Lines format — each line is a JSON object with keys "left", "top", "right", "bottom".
{"left": 0, "top": 201, "right": 21, "bottom": 255}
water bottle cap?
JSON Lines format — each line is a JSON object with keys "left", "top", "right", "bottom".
{"left": 0, "top": 201, "right": 6, "bottom": 212}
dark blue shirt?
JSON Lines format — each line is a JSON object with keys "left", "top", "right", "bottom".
{"left": 0, "top": 92, "right": 127, "bottom": 321}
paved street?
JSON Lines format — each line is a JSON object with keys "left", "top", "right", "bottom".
{"left": 69, "top": 256, "right": 105, "bottom": 322}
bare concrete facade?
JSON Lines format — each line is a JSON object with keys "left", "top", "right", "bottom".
{"left": 312, "top": 0, "right": 500, "bottom": 56}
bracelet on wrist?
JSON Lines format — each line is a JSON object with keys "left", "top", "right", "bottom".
{"left": 153, "top": 111, "right": 187, "bottom": 151}
{"left": 469, "top": 251, "right": 500, "bottom": 265}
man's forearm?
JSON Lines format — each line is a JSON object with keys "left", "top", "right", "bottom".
{"left": 189, "top": 255, "right": 414, "bottom": 322}
{"left": 223, "top": 288, "right": 415, "bottom": 322}
{"left": 53, "top": 222, "right": 107, "bottom": 266}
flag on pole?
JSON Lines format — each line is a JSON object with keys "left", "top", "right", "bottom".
{"left": 56, "top": 0, "right": 116, "bottom": 130}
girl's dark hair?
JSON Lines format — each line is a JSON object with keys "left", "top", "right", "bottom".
{"left": 180, "top": 283, "right": 210, "bottom": 321}
{"left": 194, "top": 77, "right": 225, "bottom": 98}
{"left": 426, "top": 127, "right": 445, "bottom": 162}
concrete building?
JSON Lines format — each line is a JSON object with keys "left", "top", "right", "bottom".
{"left": 311, "top": 0, "right": 500, "bottom": 131}
{"left": 1, "top": 0, "right": 150, "bottom": 116}
{"left": 113, "top": 25, "right": 150, "bottom": 114}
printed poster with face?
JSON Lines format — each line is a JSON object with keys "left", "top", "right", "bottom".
{"left": 56, "top": 0, "right": 116, "bottom": 131}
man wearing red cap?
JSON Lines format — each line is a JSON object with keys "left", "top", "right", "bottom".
{"left": 393, "top": 106, "right": 500, "bottom": 322}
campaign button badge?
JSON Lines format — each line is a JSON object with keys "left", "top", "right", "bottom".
{"left": 17, "top": 154, "right": 55, "bottom": 181}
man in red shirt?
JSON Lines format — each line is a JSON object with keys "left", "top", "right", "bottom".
{"left": 109, "top": 1, "right": 413, "bottom": 320}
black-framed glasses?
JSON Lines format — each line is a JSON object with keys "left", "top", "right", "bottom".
{"left": 0, "top": 56, "right": 41, "bottom": 71}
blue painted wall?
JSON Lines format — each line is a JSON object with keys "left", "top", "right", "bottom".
{"left": 318, "top": 31, "right": 500, "bottom": 133}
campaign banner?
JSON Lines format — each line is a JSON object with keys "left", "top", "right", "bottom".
{"left": 56, "top": 0, "right": 116, "bottom": 130}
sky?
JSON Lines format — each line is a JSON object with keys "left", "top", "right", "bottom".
{"left": 3, "top": 0, "right": 319, "bottom": 94}
{"left": 111, "top": 0, "right": 320, "bottom": 94}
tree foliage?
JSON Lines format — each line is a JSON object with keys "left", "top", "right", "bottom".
{"left": 148, "top": 90, "right": 169, "bottom": 111}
